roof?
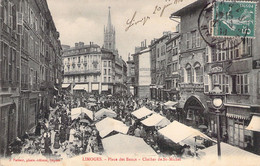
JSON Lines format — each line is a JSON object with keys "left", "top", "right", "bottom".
{"left": 95, "top": 117, "right": 129, "bottom": 138}
{"left": 71, "top": 107, "right": 93, "bottom": 120}
{"left": 141, "top": 113, "right": 170, "bottom": 127}
{"left": 102, "top": 133, "right": 157, "bottom": 156}
{"left": 95, "top": 108, "right": 117, "bottom": 119}
{"left": 171, "top": 0, "right": 207, "bottom": 16}
{"left": 200, "top": 142, "right": 260, "bottom": 164}
{"left": 131, "top": 107, "right": 154, "bottom": 119}
{"left": 158, "top": 121, "right": 213, "bottom": 144}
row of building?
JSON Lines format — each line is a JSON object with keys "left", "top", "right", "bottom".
{"left": 128, "top": 0, "right": 260, "bottom": 155}
{"left": 61, "top": 7, "right": 127, "bottom": 95}
{"left": 0, "top": 0, "right": 62, "bottom": 156}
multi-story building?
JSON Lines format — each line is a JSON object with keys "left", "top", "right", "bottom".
{"left": 149, "top": 32, "right": 176, "bottom": 101}
{"left": 132, "top": 41, "right": 151, "bottom": 99}
{"left": 171, "top": 0, "right": 260, "bottom": 154}
{"left": 165, "top": 33, "right": 180, "bottom": 101}
{"left": 126, "top": 55, "right": 135, "bottom": 95}
{"left": 62, "top": 42, "right": 102, "bottom": 94}
{"left": 0, "top": 0, "right": 62, "bottom": 156}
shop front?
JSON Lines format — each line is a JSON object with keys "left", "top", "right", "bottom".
{"left": 225, "top": 105, "right": 253, "bottom": 149}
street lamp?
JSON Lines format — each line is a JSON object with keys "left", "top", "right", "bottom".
{"left": 210, "top": 84, "right": 223, "bottom": 158}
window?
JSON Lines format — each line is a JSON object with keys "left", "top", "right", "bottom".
{"left": 108, "top": 61, "right": 111, "bottom": 67}
{"left": 196, "top": 31, "right": 200, "bottom": 47}
{"left": 104, "top": 76, "right": 107, "bottom": 82}
{"left": 186, "top": 109, "right": 194, "bottom": 120}
{"left": 108, "top": 77, "right": 111, "bottom": 82}
{"left": 94, "top": 75, "right": 97, "bottom": 82}
{"left": 258, "top": 72, "right": 260, "bottom": 95}
{"left": 192, "top": 31, "right": 196, "bottom": 48}
{"left": 180, "top": 68, "right": 184, "bottom": 83}
{"left": 186, "top": 33, "right": 191, "bottom": 49}
{"left": 108, "top": 69, "right": 111, "bottom": 75}
{"left": 104, "top": 69, "right": 107, "bottom": 75}
{"left": 204, "top": 75, "right": 209, "bottom": 93}
{"left": 194, "top": 63, "right": 203, "bottom": 83}
{"left": 103, "top": 61, "right": 107, "bottom": 67}
{"left": 186, "top": 64, "right": 192, "bottom": 83}
{"left": 212, "top": 74, "right": 229, "bottom": 93}
{"left": 236, "top": 74, "right": 249, "bottom": 94}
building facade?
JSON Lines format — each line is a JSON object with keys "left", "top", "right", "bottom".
{"left": 62, "top": 42, "right": 102, "bottom": 94}
{"left": 171, "top": 0, "right": 260, "bottom": 154}
{"left": 0, "top": 0, "right": 62, "bottom": 156}
{"left": 126, "top": 55, "right": 135, "bottom": 95}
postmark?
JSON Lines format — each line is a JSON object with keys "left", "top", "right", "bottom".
{"left": 197, "top": 0, "right": 256, "bottom": 51}
{"left": 212, "top": 0, "right": 257, "bottom": 38}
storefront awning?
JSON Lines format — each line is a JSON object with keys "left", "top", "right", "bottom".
{"left": 62, "top": 84, "right": 70, "bottom": 88}
{"left": 224, "top": 103, "right": 251, "bottom": 108}
{"left": 164, "top": 101, "right": 178, "bottom": 107}
{"left": 246, "top": 115, "right": 260, "bottom": 132}
{"left": 226, "top": 113, "right": 250, "bottom": 120}
{"left": 73, "top": 84, "right": 88, "bottom": 91}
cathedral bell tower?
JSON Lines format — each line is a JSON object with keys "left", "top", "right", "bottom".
{"left": 104, "top": 7, "right": 116, "bottom": 54}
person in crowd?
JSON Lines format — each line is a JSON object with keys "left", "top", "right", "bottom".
{"left": 181, "top": 144, "right": 194, "bottom": 158}
{"left": 134, "top": 126, "right": 141, "bottom": 137}
{"left": 53, "top": 131, "right": 61, "bottom": 149}
{"left": 35, "top": 122, "right": 42, "bottom": 136}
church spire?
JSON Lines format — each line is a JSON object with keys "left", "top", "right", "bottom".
{"left": 107, "top": 6, "right": 112, "bottom": 31}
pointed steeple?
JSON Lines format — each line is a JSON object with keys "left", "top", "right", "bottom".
{"left": 107, "top": 6, "right": 112, "bottom": 31}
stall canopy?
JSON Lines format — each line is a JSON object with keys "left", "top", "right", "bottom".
{"left": 164, "top": 101, "right": 178, "bottom": 107}
{"left": 131, "top": 106, "right": 154, "bottom": 119}
{"left": 200, "top": 142, "right": 260, "bottom": 163}
{"left": 246, "top": 115, "right": 260, "bottom": 132}
{"left": 95, "top": 108, "right": 117, "bottom": 120}
{"left": 73, "top": 84, "right": 88, "bottom": 90}
{"left": 158, "top": 121, "right": 213, "bottom": 145}
{"left": 141, "top": 113, "right": 170, "bottom": 128}
{"left": 95, "top": 117, "right": 129, "bottom": 138}
{"left": 71, "top": 107, "right": 93, "bottom": 120}
{"left": 102, "top": 133, "right": 157, "bottom": 156}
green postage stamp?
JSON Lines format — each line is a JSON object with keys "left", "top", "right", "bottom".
{"left": 213, "top": 0, "right": 257, "bottom": 38}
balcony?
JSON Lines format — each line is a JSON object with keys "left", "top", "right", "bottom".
{"left": 64, "top": 70, "right": 101, "bottom": 76}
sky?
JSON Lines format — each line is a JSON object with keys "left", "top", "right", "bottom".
{"left": 47, "top": 0, "right": 196, "bottom": 61}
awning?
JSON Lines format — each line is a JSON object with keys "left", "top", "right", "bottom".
{"left": 246, "top": 115, "right": 260, "bottom": 132}
{"left": 226, "top": 113, "right": 250, "bottom": 120}
{"left": 95, "top": 117, "right": 129, "bottom": 138}
{"left": 226, "top": 106, "right": 251, "bottom": 120}
{"left": 92, "top": 83, "right": 99, "bottom": 90}
{"left": 158, "top": 121, "right": 214, "bottom": 145}
{"left": 224, "top": 103, "right": 251, "bottom": 108}
{"left": 102, "top": 133, "right": 157, "bottom": 156}
{"left": 102, "top": 85, "right": 108, "bottom": 91}
{"left": 131, "top": 106, "right": 154, "bottom": 119}
{"left": 141, "top": 113, "right": 170, "bottom": 128}
{"left": 62, "top": 84, "right": 70, "bottom": 88}
{"left": 164, "top": 101, "right": 178, "bottom": 107}
{"left": 95, "top": 108, "right": 117, "bottom": 119}
{"left": 73, "top": 84, "right": 85, "bottom": 90}
{"left": 200, "top": 142, "right": 260, "bottom": 163}
{"left": 71, "top": 107, "right": 93, "bottom": 120}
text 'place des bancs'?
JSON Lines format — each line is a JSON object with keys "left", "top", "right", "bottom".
{"left": 0, "top": 0, "right": 260, "bottom": 165}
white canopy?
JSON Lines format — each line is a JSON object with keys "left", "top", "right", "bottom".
{"left": 62, "top": 83, "right": 70, "bottom": 88}
{"left": 95, "top": 117, "right": 129, "bottom": 138}
{"left": 164, "top": 101, "right": 178, "bottom": 107}
{"left": 141, "top": 113, "right": 170, "bottom": 128}
{"left": 158, "top": 121, "right": 213, "bottom": 145}
{"left": 199, "top": 142, "right": 260, "bottom": 164}
{"left": 73, "top": 84, "right": 88, "bottom": 91}
{"left": 246, "top": 115, "right": 260, "bottom": 132}
{"left": 71, "top": 107, "right": 93, "bottom": 120}
{"left": 102, "top": 133, "right": 157, "bottom": 156}
{"left": 95, "top": 108, "right": 117, "bottom": 119}
{"left": 131, "top": 106, "right": 154, "bottom": 119}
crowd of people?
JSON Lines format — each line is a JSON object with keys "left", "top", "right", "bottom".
{"left": 7, "top": 91, "right": 212, "bottom": 159}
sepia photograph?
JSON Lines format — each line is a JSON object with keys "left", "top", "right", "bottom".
{"left": 0, "top": 0, "right": 259, "bottom": 165}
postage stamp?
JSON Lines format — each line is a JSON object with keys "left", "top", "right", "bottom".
{"left": 212, "top": 0, "right": 257, "bottom": 38}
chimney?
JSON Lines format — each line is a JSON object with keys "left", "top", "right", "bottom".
{"left": 75, "top": 43, "right": 79, "bottom": 48}
{"left": 144, "top": 39, "right": 147, "bottom": 47}
{"left": 90, "top": 42, "right": 92, "bottom": 47}
{"left": 79, "top": 42, "right": 84, "bottom": 47}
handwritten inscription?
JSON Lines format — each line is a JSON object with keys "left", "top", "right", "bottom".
{"left": 125, "top": 0, "right": 183, "bottom": 32}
